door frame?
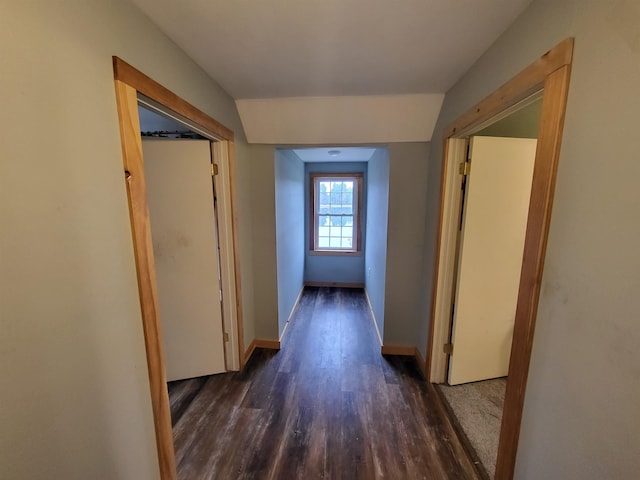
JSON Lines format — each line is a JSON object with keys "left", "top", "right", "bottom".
{"left": 112, "top": 57, "right": 245, "bottom": 480}
{"left": 426, "top": 38, "right": 574, "bottom": 479}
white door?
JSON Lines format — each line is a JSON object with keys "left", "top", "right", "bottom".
{"left": 142, "top": 139, "right": 226, "bottom": 382}
{"left": 448, "top": 136, "right": 537, "bottom": 385}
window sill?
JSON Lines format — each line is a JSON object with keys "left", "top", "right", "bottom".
{"left": 309, "top": 249, "right": 362, "bottom": 257}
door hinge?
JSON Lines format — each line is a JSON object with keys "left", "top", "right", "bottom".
{"left": 223, "top": 332, "right": 229, "bottom": 342}
{"left": 443, "top": 343, "right": 454, "bottom": 355}
{"left": 459, "top": 161, "right": 470, "bottom": 176}
{"left": 211, "top": 163, "right": 219, "bottom": 176}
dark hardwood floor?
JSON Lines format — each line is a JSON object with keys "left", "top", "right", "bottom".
{"left": 168, "top": 287, "right": 479, "bottom": 479}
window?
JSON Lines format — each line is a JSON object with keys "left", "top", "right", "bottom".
{"left": 311, "top": 174, "right": 362, "bottom": 253}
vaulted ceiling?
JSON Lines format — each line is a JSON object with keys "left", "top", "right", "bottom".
{"left": 130, "top": 0, "right": 533, "bottom": 143}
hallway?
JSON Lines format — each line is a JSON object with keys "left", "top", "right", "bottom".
{"left": 168, "top": 287, "right": 479, "bottom": 479}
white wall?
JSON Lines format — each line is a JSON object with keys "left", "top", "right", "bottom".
{"left": 420, "top": 0, "right": 640, "bottom": 477}
{"left": 0, "top": 1, "right": 252, "bottom": 478}
{"left": 274, "top": 150, "right": 305, "bottom": 337}
{"left": 364, "top": 149, "right": 390, "bottom": 339}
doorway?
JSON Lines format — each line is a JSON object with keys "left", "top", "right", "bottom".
{"left": 113, "top": 57, "right": 243, "bottom": 480}
{"left": 427, "top": 39, "right": 574, "bottom": 479}
{"left": 436, "top": 97, "right": 542, "bottom": 478}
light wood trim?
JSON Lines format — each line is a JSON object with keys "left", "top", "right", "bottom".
{"left": 381, "top": 345, "right": 416, "bottom": 356}
{"left": 255, "top": 339, "right": 281, "bottom": 349}
{"left": 495, "top": 63, "right": 572, "bottom": 480}
{"left": 414, "top": 347, "right": 428, "bottom": 380}
{"left": 226, "top": 141, "right": 246, "bottom": 368}
{"left": 381, "top": 345, "right": 428, "bottom": 379}
{"left": 113, "top": 79, "right": 177, "bottom": 480}
{"left": 113, "top": 57, "right": 244, "bottom": 480}
{"left": 426, "top": 38, "right": 574, "bottom": 480}
{"left": 445, "top": 38, "right": 573, "bottom": 138}
{"left": 243, "top": 339, "right": 282, "bottom": 365}
{"left": 113, "top": 57, "right": 234, "bottom": 141}
{"left": 427, "top": 138, "right": 467, "bottom": 383}
{"left": 433, "top": 385, "right": 489, "bottom": 479}
{"left": 364, "top": 288, "right": 383, "bottom": 346}
{"left": 304, "top": 281, "right": 365, "bottom": 289}
{"left": 212, "top": 141, "right": 241, "bottom": 371}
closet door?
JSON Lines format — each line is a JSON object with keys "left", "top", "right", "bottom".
{"left": 448, "top": 136, "right": 536, "bottom": 385}
{"left": 143, "top": 139, "right": 226, "bottom": 381}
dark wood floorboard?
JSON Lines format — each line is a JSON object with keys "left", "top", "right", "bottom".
{"left": 168, "top": 287, "right": 479, "bottom": 480}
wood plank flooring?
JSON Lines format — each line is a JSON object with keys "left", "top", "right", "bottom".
{"left": 168, "top": 287, "right": 480, "bottom": 479}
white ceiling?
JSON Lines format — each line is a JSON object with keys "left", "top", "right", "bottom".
{"left": 130, "top": 0, "right": 533, "bottom": 99}
{"left": 130, "top": 0, "right": 533, "bottom": 143}
{"left": 292, "top": 147, "right": 377, "bottom": 163}
{"left": 236, "top": 93, "right": 444, "bottom": 144}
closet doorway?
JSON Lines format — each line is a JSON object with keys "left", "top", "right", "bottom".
{"left": 113, "top": 57, "right": 243, "bottom": 480}
{"left": 427, "top": 39, "right": 574, "bottom": 479}
{"left": 437, "top": 96, "right": 542, "bottom": 478}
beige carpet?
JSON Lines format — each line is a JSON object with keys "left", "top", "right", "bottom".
{"left": 438, "top": 377, "right": 507, "bottom": 479}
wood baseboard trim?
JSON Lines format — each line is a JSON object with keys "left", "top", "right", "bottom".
{"left": 381, "top": 344, "right": 417, "bottom": 356}
{"left": 415, "top": 347, "right": 428, "bottom": 380}
{"left": 381, "top": 344, "right": 428, "bottom": 380}
{"left": 433, "top": 384, "right": 490, "bottom": 480}
{"left": 304, "top": 281, "right": 364, "bottom": 289}
{"left": 364, "top": 289, "right": 383, "bottom": 346}
{"left": 280, "top": 286, "right": 304, "bottom": 344}
{"left": 243, "top": 338, "right": 281, "bottom": 365}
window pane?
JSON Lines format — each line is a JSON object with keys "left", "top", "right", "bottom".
{"left": 314, "top": 176, "right": 359, "bottom": 251}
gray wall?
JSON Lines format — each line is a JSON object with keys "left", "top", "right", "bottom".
{"left": 383, "top": 143, "right": 430, "bottom": 345}
{"left": 0, "top": 0, "right": 253, "bottom": 478}
{"left": 274, "top": 150, "right": 305, "bottom": 337}
{"left": 364, "top": 149, "right": 390, "bottom": 338}
{"left": 419, "top": 0, "right": 640, "bottom": 478}
{"left": 304, "top": 162, "right": 368, "bottom": 284}
{"left": 476, "top": 99, "right": 542, "bottom": 139}
{"left": 247, "top": 144, "right": 280, "bottom": 340}
{"left": 249, "top": 144, "right": 429, "bottom": 347}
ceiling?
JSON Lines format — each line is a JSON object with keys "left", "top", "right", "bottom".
{"left": 130, "top": 0, "right": 532, "bottom": 99}
{"left": 292, "top": 147, "right": 377, "bottom": 163}
{"left": 129, "top": 0, "right": 533, "bottom": 143}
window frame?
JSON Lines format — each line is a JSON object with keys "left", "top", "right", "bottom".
{"left": 310, "top": 173, "right": 363, "bottom": 255}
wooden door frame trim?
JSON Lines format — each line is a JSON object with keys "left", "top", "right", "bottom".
{"left": 425, "top": 38, "right": 574, "bottom": 480}
{"left": 112, "top": 56, "right": 244, "bottom": 480}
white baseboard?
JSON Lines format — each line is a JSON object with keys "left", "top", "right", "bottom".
{"left": 364, "top": 288, "right": 383, "bottom": 346}
{"left": 279, "top": 285, "right": 305, "bottom": 343}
